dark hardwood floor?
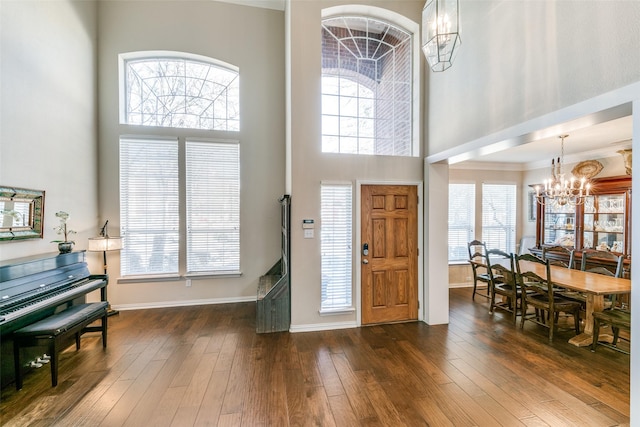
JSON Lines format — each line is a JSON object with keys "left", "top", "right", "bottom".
{"left": 0, "top": 288, "right": 630, "bottom": 426}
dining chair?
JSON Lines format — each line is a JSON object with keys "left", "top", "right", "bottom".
{"left": 486, "top": 249, "right": 519, "bottom": 324}
{"left": 542, "top": 245, "right": 576, "bottom": 269}
{"left": 580, "top": 249, "right": 624, "bottom": 278}
{"left": 515, "top": 253, "right": 582, "bottom": 343}
{"left": 582, "top": 249, "right": 630, "bottom": 353}
{"left": 467, "top": 240, "right": 492, "bottom": 301}
{"left": 592, "top": 304, "right": 631, "bottom": 354}
{"left": 541, "top": 245, "right": 579, "bottom": 298}
{"left": 580, "top": 249, "right": 625, "bottom": 306}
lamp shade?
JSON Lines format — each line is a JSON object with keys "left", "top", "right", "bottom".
{"left": 422, "top": 0, "right": 461, "bottom": 72}
{"left": 88, "top": 236, "right": 123, "bottom": 252}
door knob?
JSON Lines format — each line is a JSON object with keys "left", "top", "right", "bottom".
{"left": 362, "top": 259, "right": 369, "bottom": 264}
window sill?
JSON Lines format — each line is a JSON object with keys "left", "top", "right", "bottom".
{"left": 319, "top": 307, "right": 356, "bottom": 316}
{"left": 117, "top": 271, "right": 242, "bottom": 284}
{"left": 185, "top": 271, "right": 242, "bottom": 279}
{"left": 118, "top": 274, "right": 181, "bottom": 284}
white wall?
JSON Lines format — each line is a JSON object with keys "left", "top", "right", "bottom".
{"left": 427, "top": 1, "right": 640, "bottom": 155}
{"left": 97, "top": 1, "right": 286, "bottom": 307}
{"left": 287, "top": 1, "right": 425, "bottom": 330}
{"left": 0, "top": 1, "right": 99, "bottom": 263}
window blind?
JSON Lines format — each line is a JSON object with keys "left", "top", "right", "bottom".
{"left": 186, "top": 140, "right": 240, "bottom": 273}
{"left": 120, "top": 137, "right": 180, "bottom": 276}
{"left": 321, "top": 184, "right": 353, "bottom": 311}
{"left": 448, "top": 183, "right": 475, "bottom": 262}
{"left": 482, "top": 184, "right": 517, "bottom": 253}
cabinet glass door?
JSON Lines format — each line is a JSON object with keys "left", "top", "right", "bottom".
{"left": 543, "top": 202, "right": 576, "bottom": 247}
{"left": 583, "top": 194, "right": 625, "bottom": 252}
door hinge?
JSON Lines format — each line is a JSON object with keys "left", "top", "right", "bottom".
{"left": 417, "top": 248, "right": 419, "bottom": 256}
{"left": 418, "top": 300, "right": 420, "bottom": 309}
{"left": 417, "top": 195, "right": 419, "bottom": 204}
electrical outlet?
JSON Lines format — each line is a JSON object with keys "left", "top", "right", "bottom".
{"left": 186, "top": 279, "right": 192, "bottom": 287}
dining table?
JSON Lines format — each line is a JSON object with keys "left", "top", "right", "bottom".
{"left": 517, "top": 260, "right": 631, "bottom": 347}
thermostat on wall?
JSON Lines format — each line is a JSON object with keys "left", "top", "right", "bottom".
{"left": 302, "top": 219, "right": 314, "bottom": 229}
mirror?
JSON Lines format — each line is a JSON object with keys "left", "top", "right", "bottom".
{"left": 0, "top": 186, "right": 45, "bottom": 241}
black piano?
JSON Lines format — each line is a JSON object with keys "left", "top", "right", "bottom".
{"left": 0, "top": 251, "right": 107, "bottom": 388}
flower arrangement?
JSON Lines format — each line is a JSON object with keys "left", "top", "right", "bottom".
{"left": 51, "top": 211, "right": 77, "bottom": 243}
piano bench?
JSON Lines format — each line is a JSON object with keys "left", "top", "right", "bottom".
{"left": 13, "top": 301, "right": 108, "bottom": 390}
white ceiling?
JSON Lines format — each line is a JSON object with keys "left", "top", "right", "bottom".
{"left": 451, "top": 115, "right": 633, "bottom": 171}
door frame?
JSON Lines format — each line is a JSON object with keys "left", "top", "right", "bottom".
{"left": 355, "top": 180, "right": 424, "bottom": 326}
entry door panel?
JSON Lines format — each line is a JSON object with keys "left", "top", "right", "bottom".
{"left": 361, "top": 185, "right": 418, "bottom": 325}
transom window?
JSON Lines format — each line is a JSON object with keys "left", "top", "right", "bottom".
{"left": 121, "top": 52, "right": 239, "bottom": 131}
{"left": 321, "top": 16, "right": 414, "bottom": 156}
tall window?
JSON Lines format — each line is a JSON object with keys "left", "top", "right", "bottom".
{"left": 482, "top": 184, "right": 517, "bottom": 253}
{"left": 120, "top": 138, "right": 240, "bottom": 277}
{"left": 186, "top": 140, "right": 240, "bottom": 273}
{"left": 448, "top": 183, "right": 475, "bottom": 262}
{"left": 119, "top": 52, "right": 241, "bottom": 278}
{"left": 321, "top": 184, "right": 353, "bottom": 311}
{"left": 120, "top": 138, "right": 180, "bottom": 275}
{"left": 121, "top": 52, "right": 239, "bottom": 131}
{"left": 321, "top": 16, "right": 415, "bottom": 156}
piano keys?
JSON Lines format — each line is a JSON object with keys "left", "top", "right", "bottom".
{"left": 0, "top": 251, "right": 107, "bottom": 388}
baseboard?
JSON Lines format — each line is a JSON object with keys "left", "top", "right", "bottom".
{"left": 449, "top": 283, "right": 476, "bottom": 289}
{"left": 289, "top": 321, "right": 358, "bottom": 333}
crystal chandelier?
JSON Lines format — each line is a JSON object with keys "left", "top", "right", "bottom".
{"left": 535, "top": 135, "right": 591, "bottom": 206}
{"left": 422, "top": 0, "right": 461, "bottom": 72}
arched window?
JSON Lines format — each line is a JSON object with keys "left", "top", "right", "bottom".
{"left": 121, "top": 52, "right": 239, "bottom": 131}
{"left": 321, "top": 15, "right": 416, "bottom": 156}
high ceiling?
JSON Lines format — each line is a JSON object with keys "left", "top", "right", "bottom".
{"left": 217, "top": 0, "right": 634, "bottom": 172}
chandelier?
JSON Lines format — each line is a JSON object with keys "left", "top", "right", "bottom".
{"left": 535, "top": 135, "right": 591, "bottom": 206}
{"left": 422, "top": 0, "right": 461, "bottom": 72}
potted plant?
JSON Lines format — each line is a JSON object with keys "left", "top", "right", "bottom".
{"left": 51, "top": 211, "right": 77, "bottom": 253}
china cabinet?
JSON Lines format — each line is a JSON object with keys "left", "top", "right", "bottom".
{"left": 531, "top": 175, "right": 631, "bottom": 275}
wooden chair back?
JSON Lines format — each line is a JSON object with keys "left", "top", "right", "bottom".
{"left": 486, "top": 249, "right": 518, "bottom": 322}
{"left": 467, "top": 240, "right": 487, "bottom": 264}
{"left": 515, "top": 253, "right": 554, "bottom": 301}
{"left": 467, "top": 240, "right": 491, "bottom": 301}
{"left": 580, "top": 249, "right": 624, "bottom": 278}
{"left": 515, "top": 253, "right": 582, "bottom": 342}
{"left": 542, "top": 245, "right": 575, "bottom": 269}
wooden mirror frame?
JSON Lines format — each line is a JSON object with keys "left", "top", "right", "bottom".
{"left": 0, "top": 186, "right": 45, "bottom": 241}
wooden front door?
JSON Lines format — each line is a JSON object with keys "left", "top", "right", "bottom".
{"left": 361, "top": 185, "right": 418, "bottom": 325}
